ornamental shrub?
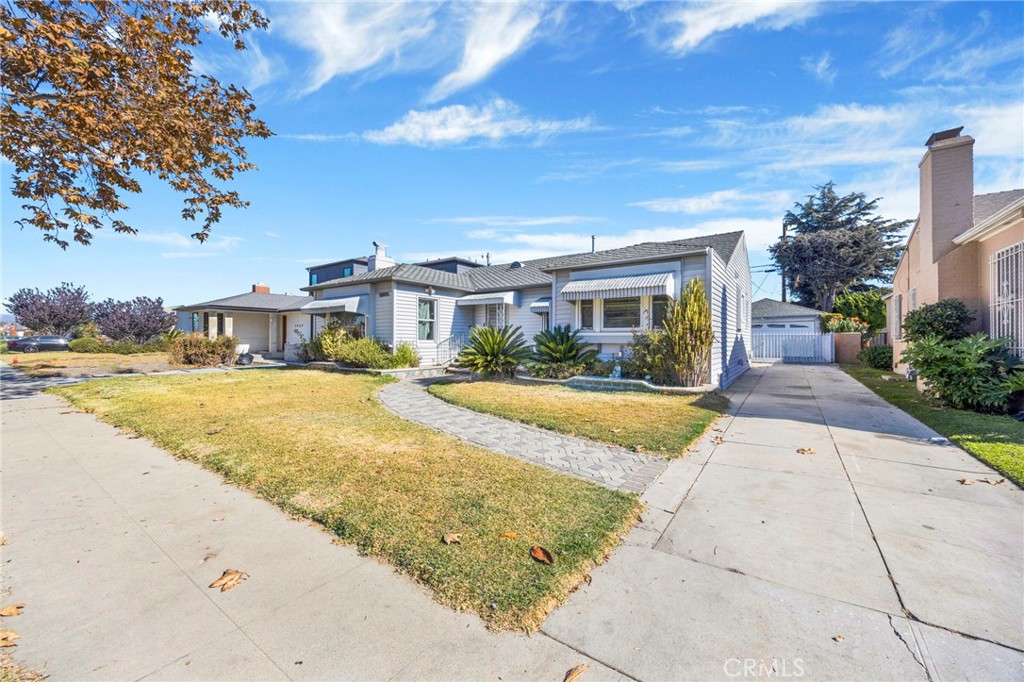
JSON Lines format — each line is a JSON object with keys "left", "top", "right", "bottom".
{"left": 834, "top": 291, "right": 886, "bottom": 335}
{"left": 456, "top": 325, "right": 530, "bottom": 378}
{"left": 68, "top": 337, "right": 104, "bottom": 353}
{"left": 169, "top": 333, "right": 239, "bottom": 366}
{"left": 333, "top": 338, "right": 398, "bottom": 369}
{"left": 664, "top": 279, "right": 714, "bottom": 386}
{"left": 391, "top": 342, "right": 420, "bottom": 368}
{"left": 858, "top": 344, "right": 893, "bottom": 370}
{"left": 623, "top": 329, "right": 672, "bottom": 384}
{"left": 900, "top": 334, "right": 1020, "bottom": 412}
{"left": 902, "top": 299, "right": 973, "bottom": 342}
{"left": 820, "top": 313, "right": 869, "bottom": 333}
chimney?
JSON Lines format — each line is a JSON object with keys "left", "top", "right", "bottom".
{"left": 920, "top": 126, "right": 974, "bottom": 264}
{"left": 252, "top": 282, "right": 271, "bottom": 294}
{"left": 367, "top": 241, "right": 395, "bottom": 272}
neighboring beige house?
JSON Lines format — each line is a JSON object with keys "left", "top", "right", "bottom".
{"left": 887, "top": 127, "right": 1024, "bottom": 370}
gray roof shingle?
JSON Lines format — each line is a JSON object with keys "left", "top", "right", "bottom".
{"left": 306, "top": 230, "right": 745, "bottom": 293}
{"left": 176, "top": 292, "right": 311, "bottom": 312}
{"left": 752, "top": 298, "right": 822, "bottom": 319}
{"left": 973, "top": 190, "right": 1024, "bottom": 226}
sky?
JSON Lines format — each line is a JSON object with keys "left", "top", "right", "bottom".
{"left": 2, "top": 0, "right": 1022, "bottom": 310}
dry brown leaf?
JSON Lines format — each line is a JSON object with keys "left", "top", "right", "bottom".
{"left": 0, "top": 534, "right": 7, "bottom": 546}
{"left": 530, "top": 546, "right": 555, "bottom": 565}
{"left": 582, "top": 574, "right": 592, "bottom": 585}
{"left": 797, "top": 448, "right": 815, "bottom": 455}
{"left": 0, "top": 604, "right": 25, "bottom": 618}
{"left": 0, "top": 630, "right": 22, "bottom": 647}
{"left": 979, "top": 478, "right": 1005, "bottom": 485}
{"left": 610, "top": 428, "right": 622, "bottom": 433}
{"left": 564, "top": 663, "right": 589, "bottom": 682}
{"left": 442, "top": 533, "right": 462, "bottom": 545}
{"left": 832, "top": 635, "right": 844, "bottom": 642}
{"left": 500, "top": 532, "right": 517, "bottom": 540}
{"left": 957, "top": 478, "right": 974, "bottom": 485}
{"left": 712, "top": 435, "right": 724, "bottom": 445}
{"left": 209, "top": 568, "right": 247, "bottom": 592}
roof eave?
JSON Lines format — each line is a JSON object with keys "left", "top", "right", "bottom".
{"left": 536, "top": 248, "right": 708, "bottom": 272}
{"left": 953, "top": 198, "right": 1024, "bottom": 245}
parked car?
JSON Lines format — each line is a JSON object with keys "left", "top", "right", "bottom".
{"left": 6, "top": 336, "right": 70, "bottom": 353}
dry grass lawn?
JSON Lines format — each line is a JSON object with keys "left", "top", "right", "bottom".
{"left": 51, "top": 369, "right": 640, "bottom": 631}
{"left": 430, "top": 380, "right": 728, "bottom": 457}
{"left": 3, "top": 351, "right": 178, "bottom": 377}
{"left": 0, "top": 654, "right": 43, "bottom": 682}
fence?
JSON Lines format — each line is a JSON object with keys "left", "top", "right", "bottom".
{"left": 751, "top": 331, "right": 835, "bottom": 364}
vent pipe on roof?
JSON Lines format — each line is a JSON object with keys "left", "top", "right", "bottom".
{"left": 591, "top": 235, "right": 596, "bottom": 253}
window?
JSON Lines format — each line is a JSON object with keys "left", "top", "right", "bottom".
{"left": 767, "top": 323, "right": 786, "bottom": 328}
{"left": 418, "top": 299, "right": 436, "bottom": 341}
{"left": 485, "top": 304, "right": 505, "bottom": 327}
{"left": 603, "top": 297, "right": 641, "bottom": 329}
{"left": 752, "top": 323, "right": 764, "bottom": 329}
{"left": 343, "top": 266, "right": 353, "bottom": 277}
{"left": 310, "top": 272, "right": 319, "bottom": 285}
{"left": 991, "top": 242, "right": 1023, "bottom": 356}
{"left": 652, "top": 295, "right": 670, "bottom": 329}
{"left": 191, "top": 312, "right": 201, "bottom": 332}
{"left": 790, "top": 324, "right": 809, "bottom": 329}
{"left": 579, "top": 300, "right": 594, "bottom": 330}
{"left": 203, "top": 312, "right": 210, "bottom": 334}
{"left": 893, "top": 294, "right": 903, "bottom": 340}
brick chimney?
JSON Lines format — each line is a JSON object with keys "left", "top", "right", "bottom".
{"left": 919, "top": 126, "right": 974, "bottom": 264}
{"left": 367, "top": 241, "right": 395, "bottom": 272}
{"left": 252, "top": 282, "right": 271, "bottom": 294}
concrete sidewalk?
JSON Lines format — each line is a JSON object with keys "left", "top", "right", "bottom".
{"left": 543, "top": 364, "right": 1024, "bottom": 681}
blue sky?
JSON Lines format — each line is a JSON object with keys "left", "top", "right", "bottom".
{"left": 2, "top": 1, "right": 1022, "bottom": 309}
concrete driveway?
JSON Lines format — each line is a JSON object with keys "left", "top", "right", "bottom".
{"left": 2, "top": 363, "right": 1021, "bottom": 680}
{"left": 543, "top": 364, "right": 1023, "bottom": 681}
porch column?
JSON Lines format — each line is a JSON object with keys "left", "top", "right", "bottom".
{"left": 268, "top": 316, "right": 275, "bottom": 353}
{"left": 206, "top": 312, "right": 216, "bottom": 340}
{"left": 223, "top": 316, "right": 234, "bottom": 338}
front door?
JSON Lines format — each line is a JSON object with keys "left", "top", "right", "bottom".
{"left": 281, "top": 315, "right": 287, "bottom": 351}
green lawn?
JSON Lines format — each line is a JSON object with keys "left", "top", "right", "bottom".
{"left": 429, "top": 380, "right": 728, "bottom": 457}
{"left": 841, "top": 363, "right": 1024, "bottom": 486}
{"left": 50, "top": 369, "right": 640, "bottom": 631}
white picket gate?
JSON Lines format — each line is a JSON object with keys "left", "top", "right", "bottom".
{"left": 751, "top": 331, "right": 835, "bottom": 364}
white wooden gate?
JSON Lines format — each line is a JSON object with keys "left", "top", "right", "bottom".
{"left": 752, "top": 331, "right": 835, "bottom": 363}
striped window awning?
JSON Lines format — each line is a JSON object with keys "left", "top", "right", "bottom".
{"left": 559, "top": 273, "right": 674, "bottom": 301}
{"left": 455, "top": 291, "right": 518, "bottom": 306}
{"left": 529, "top": 297, "right": 551, "bottom": 312}
{"left": 300, "top": 296, "right": 369, "bottom": 315}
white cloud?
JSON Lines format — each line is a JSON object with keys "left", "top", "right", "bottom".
{"left": 629, "top": 189, "right": 792, "bottom": 214}
{"left": 364, "top": 98, "right": 594, "bottom": 147}
{"left": 279, "top": 2, "right": 438, "bottom": 94}
{"left": 927, "top": 37, "right": 1024, "bottom": 82}
{"left": 278, "top": 133, "right": 360, "bottom": 143}
{"left": 427, "top": 215, "right": 600, "bottom": 227}
{"left": 264, "top": 231, "right": 280, "bottom": 238}
{"left": 405, "top": 220, "right": 785, "bottom": 264}
{"left": 129, "top": 231, "right": 243, "bottom": 259}
{"left": 877, "top": 21, "right": 952, "bottom": 79}
{"left": 427, "top": 2, "right": 543, "bottom": 103}
{"left": 801, "top": 51, "right": 835, "bottom": 85}
{"left": 659, "top": 1, "right": 820, "bottom": 54}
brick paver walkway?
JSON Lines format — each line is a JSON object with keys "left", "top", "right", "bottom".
{"left": 377, "top": 378, "right": 668, "bottom": 493}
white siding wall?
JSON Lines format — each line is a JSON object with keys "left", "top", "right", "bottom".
{"left": 709, "top": 240, "right": 752, "bottom": 388}
{"left": 552, "top": 270, "right": 574, "bottom": 328}
{"left": 373, "top": 283, "right": 393, "bottom": 346}
{"left": 392, "top": 284, "right": 467, "bottom": 363}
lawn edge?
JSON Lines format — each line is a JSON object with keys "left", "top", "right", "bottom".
{"left": 839, "top": 363, "right": 1024, "bottom": 488}
{"left": 427, "top": 378, "right": 727, "bottom": 460}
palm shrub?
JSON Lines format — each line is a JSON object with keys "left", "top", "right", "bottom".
{"left": 664, "top": 278, "right": 714, "bottom": 386}
{"left": 529, "top": 325, "right": 598, "bottom": 378}
{"left": 900, "top": 334, "right": 1021, "bottom": 412}
{"left": 456, "top": 325, "right": 530, "bottom": 378}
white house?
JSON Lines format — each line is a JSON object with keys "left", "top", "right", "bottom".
{"left": 176, "top": 231, "right": 753, "bottom": 387}
{"left": 751, "top": 299, "right": 821, "bottom": 332}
